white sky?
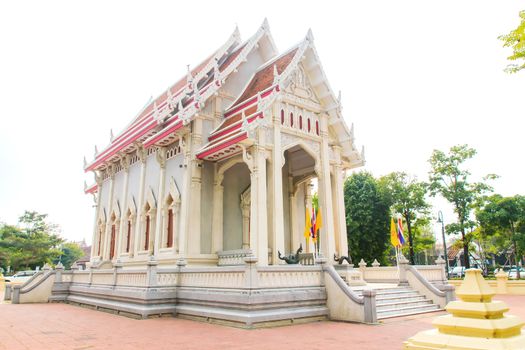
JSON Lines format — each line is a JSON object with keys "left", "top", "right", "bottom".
{"left": 1, "top": 1, "right": 524, "bottom": 245}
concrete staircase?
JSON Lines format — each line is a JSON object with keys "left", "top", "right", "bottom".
{"left": 352, "top": 285, "right": 442, "bottom": 320}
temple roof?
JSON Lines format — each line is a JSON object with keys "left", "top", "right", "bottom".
{"left": 85, "top": 21, "right": 275, "bottom": 172}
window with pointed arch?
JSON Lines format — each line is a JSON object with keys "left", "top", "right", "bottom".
{"left": 109, "top": 212, "right": 119, "bottom": 260}
{"left": 163, "top": 194, "right": 180, "bottom": 249}
{"left": 125, "top": 209, "right": 134, "bottom": 253}
{"left": 142, "top": 202, "right": 156, "bottom": 252}
{"left": 290, "top": 112, "right": 294, "bottom": 127}
{"left": 299, "top": 115, "right": 303, "bottom": 130}
{"left": 280, "top": 109, "right": 284, "bottom": 125}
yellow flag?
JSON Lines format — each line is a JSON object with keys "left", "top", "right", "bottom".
{"left": 304, "top": 208, "right": 312, "bottom": 238}
{"left": 390, "top": 217, "right": 400, "bottom": 247}
{"left": 315, "top": 207, "right": 323, "bottom": 232}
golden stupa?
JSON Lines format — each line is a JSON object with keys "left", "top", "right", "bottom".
{"left": 404, "top": 269, "right": 525, "bottom": 349}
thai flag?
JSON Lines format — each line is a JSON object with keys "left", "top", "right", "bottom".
{"left": 397, "top": 218, "right": 406, "bottom": 246}
{"left": 310, "top": 207, "right": 316, "bottom": 241}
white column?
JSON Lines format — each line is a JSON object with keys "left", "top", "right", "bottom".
{"left": 90, "top": 176, "right": 103, "bottom": 261}
{"left": 318, "top": 114, "right": 336, "bottom": 260}
{"left": 304, "top": 182, "right": 313, "bottom": 253}
{"left": 211, "top": 171, "right": 224, "bottom": 253}
{"left": 188, "top": 118, "right": 203, "bottom": 255}
{"left": 132, "top": 147, "right": 147, "bottom": 258}
{"left": 153, "top": 147, "right": 166, "bottom": 257}
{"left": 271, "top": 108, "right": 285, "bottom": 264}
{"left": 290, "top": 176, "right": 299, "bottom": 252}
{"left": 178, "top": 133, "right": 192, "bottom": 258}
{"left": 332, "top": 152, "right": 348, "bottom": 257}
{"left": 103, "top": 167, "right": 115, "bottom": 260}
{"left": 116, "top": 155, "right": 130, "bottom": 257}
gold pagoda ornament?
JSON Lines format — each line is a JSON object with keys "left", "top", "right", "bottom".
{"left": 404, "top": 269, "right": 525, "bottom": 349}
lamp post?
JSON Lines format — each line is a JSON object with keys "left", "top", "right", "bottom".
{"left": 437, "top": 210, "right": 449, "bottom": 278}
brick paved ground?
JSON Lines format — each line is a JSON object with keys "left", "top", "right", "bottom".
{"left": 0, "top": 294, "right": 524, "bottom": 350}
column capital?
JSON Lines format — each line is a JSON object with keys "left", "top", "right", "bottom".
{"left": 155, "top": 146, "right": 167, "bottom": 168}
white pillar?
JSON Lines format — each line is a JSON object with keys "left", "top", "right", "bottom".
{"left": 90, "top": 176, "right": 103, "bottom": 261}
{"left": 248, "top": 141, "right": 269, "bottom": 265}
{"left": 153, "top": 147, "right": 166, "bottom": 257}
{"left": 304, "top": 182, "right": 313, "bottom": 253}
{"left": 211, "top": 171, "right": 224, "bottom": 253}
{"left": 290, "top": 176, "right": 299, "bottom": 253}
{"left": 318, "top": 114, "right": 336, "bottom": 260}
{"left": 132, "top": 147, "right": 147, "bottom": 258}
{"left": 188, "top": 118, "right": 203, "bottom": 255}
{"left": 116, "top": 155, "right": 130, "bottom": 257}
{"left": 178, "top": 133, "right": 192, "bottom": 258}
{"left": 332, "top": 154, "right": 348, "bottom": 257}
{"left": 271, "top": 108, "right": 285, "bottom": 264}
{"left": 103, "top": 167, "right": 115, "bottom": 261}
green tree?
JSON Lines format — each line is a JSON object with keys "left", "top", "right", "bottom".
{"left": 476, "top": 194, "right": 525, "bottom": 277}
{"left": 55, "top": 242, "right": 85, "bottom": 269}
{"left": 379, "top": 172, "right": 431, "bottom": 265}
{"left": 0, "top": 211, "right": 63, "bottom": 272}
{"left": 345, "top": 172, "right": 392, "bottom": 265}
{"left": 428, "top": 145, "right": 496, "bottom": 268}
{"left": 498, "top": 10, "right": 525, "bottom": 74}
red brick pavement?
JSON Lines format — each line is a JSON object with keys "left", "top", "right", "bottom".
{"left": 0, "top": 295, "right": 524, "bottom": 350}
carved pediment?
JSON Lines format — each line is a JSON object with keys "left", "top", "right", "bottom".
{"left": 284, "top": 64, "right": 320, "bottom": 105}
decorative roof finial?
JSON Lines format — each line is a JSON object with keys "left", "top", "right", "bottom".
{"left": 261, "top": 18, "right": 270, "bottom": 31}
{"left": 178, "top": 99, "right": 183, "bottom": 113}
{"left": 273, "top": 64, "right": 280, "bottom": 85}
{"left": 186, "top": 64, "right": 193, "bottom": 84}
{"left": 361, "top": 145, "right": 366, "bottom": 161}
{"left": 350, "top": 123, "right": 354, "bottom": 138}
{"left": 337, "top": 90, "right": 342, "bottom": 104}
{"left": 83, "top": 156, "right": 87, "bottom": 168}
{"left": 213, "top": 58, "right": 220, "bottom": 81}
{"left": 110, "top": 129, "right": 114, "bottom": 142}
{"left": 232, "top": 25, "right": 241, "bottom": 42}
{"left": 94, "top": 145, "right": 99, "bottom": 157}
{"left": 84, "top": 180, "right": 87, "bottom": 191}
{"left": 306, "top": 28, "right": 314, "bottom": 43}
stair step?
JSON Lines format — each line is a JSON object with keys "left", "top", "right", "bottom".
{"left": 376, "top": 296, "right": 427, "bottom": 305}
{"left": 376, "top": 300, "right": 433, "bottom": 311}
{"left": 377, "top": 304, "right": 441, "bottom": 319}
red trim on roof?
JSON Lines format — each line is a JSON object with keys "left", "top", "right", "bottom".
{"left": 197, "top": 134, "right": 247, "bottom": 159}
{"left": 85, "top": 183, "right": 98, "bottom": 194}
{"left": 143, "top": 118, "right": 183, "bottom": 148}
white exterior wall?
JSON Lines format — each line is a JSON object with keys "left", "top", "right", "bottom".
{"left": 126, "top": 162, "right": 141, "bottom": 207}
{"left": 222, "top": 163, "right": 250, "bottom": 250}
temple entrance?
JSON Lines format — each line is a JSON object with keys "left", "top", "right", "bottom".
{"left": 281, "top": 144, "right": 318, "bottom": 255}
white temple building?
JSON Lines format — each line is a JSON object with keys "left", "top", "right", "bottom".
{"left": 8, "top": 21, "right": 453, "bottom": 326}
{"left": 84, "top": 19, "right": 364, "bottom": 269}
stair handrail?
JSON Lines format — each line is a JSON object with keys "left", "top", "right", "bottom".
{"left": 323, "top": 264, "right": 364, "bottom": 304}
{"left": 17, "top": 270, "right": 55, "bottom": 294}
{"left": 406, "top": 265, "right": 445, "bottom": 297}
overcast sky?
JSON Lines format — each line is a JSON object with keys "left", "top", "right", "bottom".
{"left": 0, "top": 1, "right": 523, "bottom": 245}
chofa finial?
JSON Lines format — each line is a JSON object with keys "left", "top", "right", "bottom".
{"left": 306, "top": 28, "right": 314, "bottom": 42}
{"left": 83, "top": 156, "right": 87, "bottom": 168}
{"left": 94, "top": 145, "right": 99, "bottom": 157}
{"left": 261, "top": 18, "right": 270, "bottom": 31}
{"left": 110, "top": 128, "right": 114, "bottom": 142}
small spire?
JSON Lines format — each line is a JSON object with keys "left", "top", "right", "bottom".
{"left": 110, "top": 128, "right": 114, "bottom": 142}
{"left": 361, "top": 145, "right": 366, "bottom": 161}
{"left": 337, "top": 90, "right": 342, "bottom": 104}
{"left": 261, "top": 18, "right": 270, "bottom": 31}
{"left": 186, "top": 64, "right": 193, "bottom": 85}
{"left": 232, "top": 25, "right": 241, "bottom": 42}
{"left": 83, "top": 156, "right": 87, "bottom": 168}
{"left": 94, "top": 145, "right": 99, "bottom": 157}
{"left": 306, "top": 28, "right": 314, "bottom": 42}
{"left": 273, "top": 64, "right": 281, "bottom": 86}
{"left": 84, "top": 180, "right": 87, "bottom": 191}
{"left": 178, "top": 99, "right": 183, "bottom": 113}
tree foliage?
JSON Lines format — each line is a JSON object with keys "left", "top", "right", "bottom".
{"left": 476, "top": 194, "right": 525, "bottom": 277}
{"left": 345, "top": 172, "right": 391, "bottom": 265}
{"left": 498, "top": 10, "right": 525, "bottom": 74}
{"left": 428, "top": 144, "right": 496, "bottom": 268}
{"left": 55, "top": 242, "right": 84, "bottom": 270}
{"left": 0, "top": 211, "right": 63, "bottom": 272}
{"left": 379, "top": 172, "right": 431, "bottom": 264}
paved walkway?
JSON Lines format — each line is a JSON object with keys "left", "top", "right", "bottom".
{"left": 1, "top": 295, "right": 524, "bottom": 350}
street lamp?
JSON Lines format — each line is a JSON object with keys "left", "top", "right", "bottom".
{"left": 437, "top": 211, "right": 449, "bottom": 278}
